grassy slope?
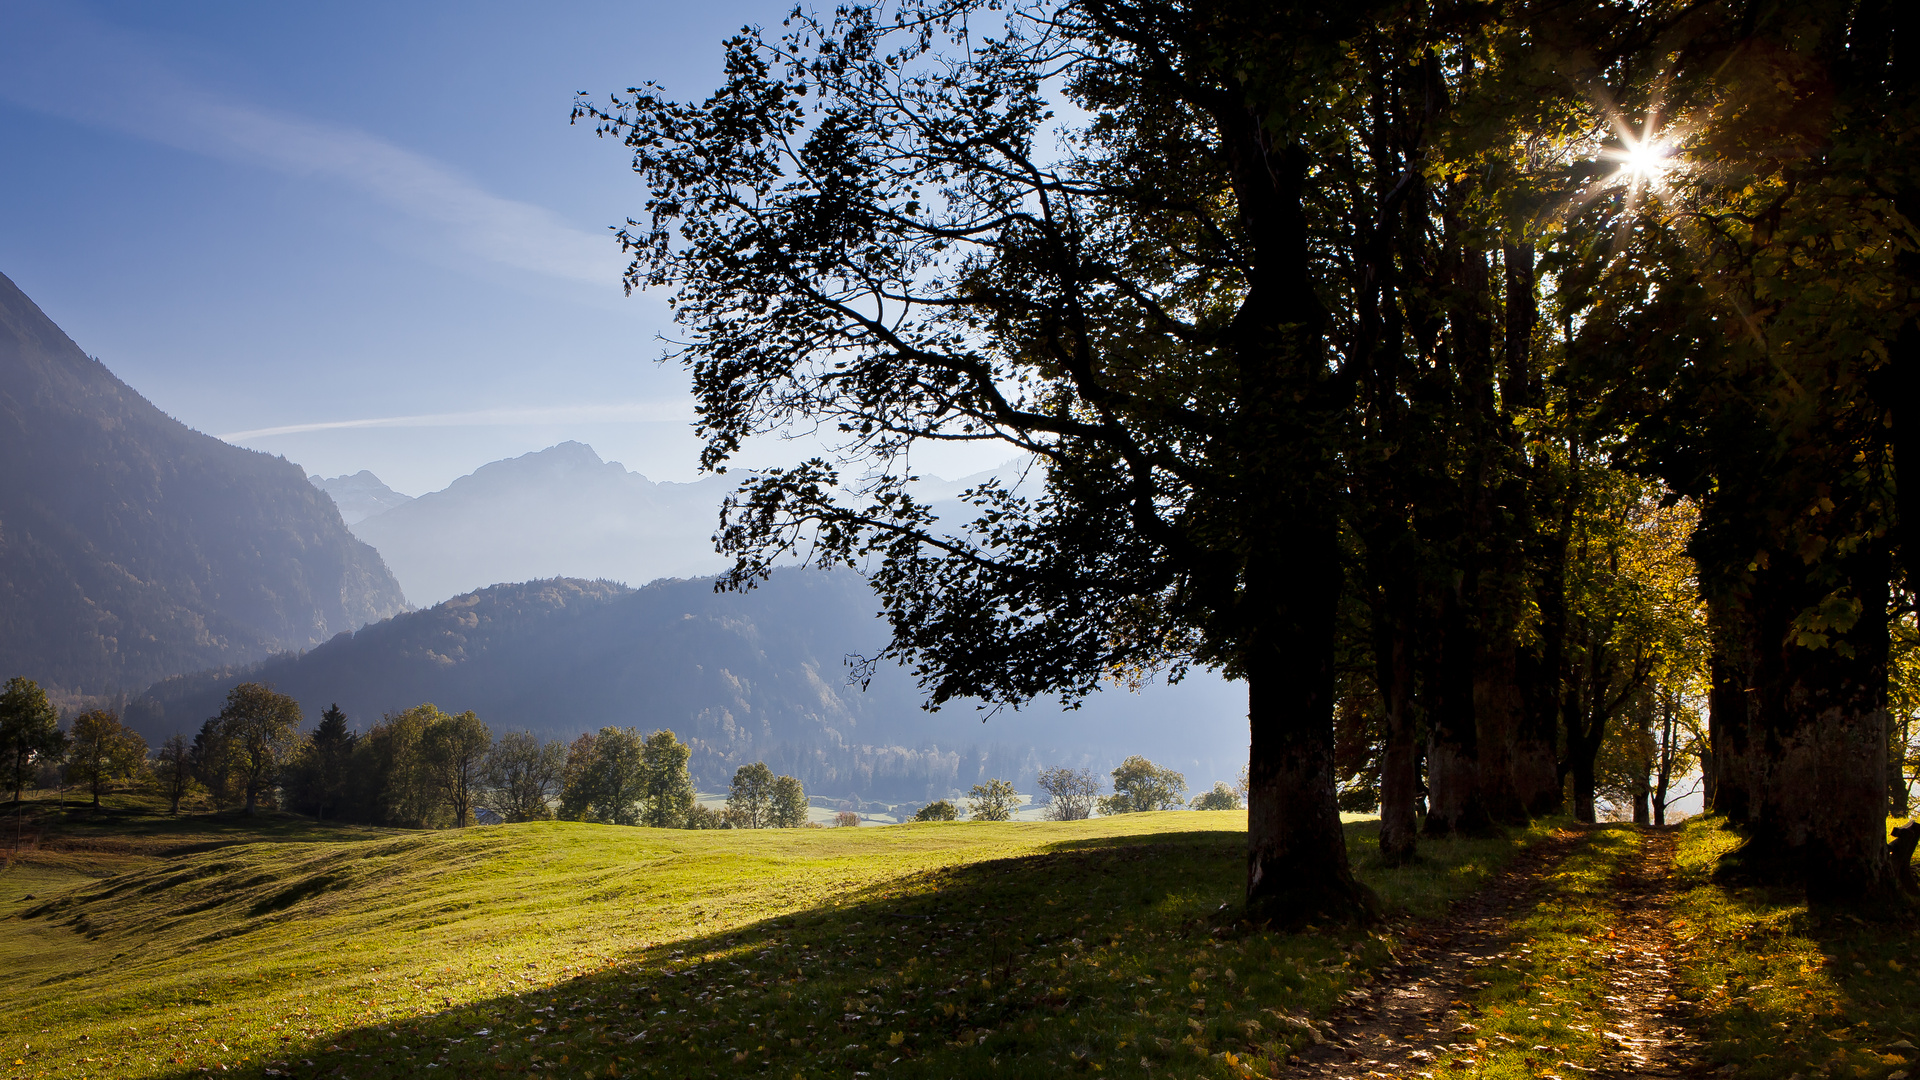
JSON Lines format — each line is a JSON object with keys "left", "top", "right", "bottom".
{"left": 2, "top": 797, "right": 1558, "bottom": 1080}
{"left": 1670, "top": 816, "right": 1920, "bottom": 1080}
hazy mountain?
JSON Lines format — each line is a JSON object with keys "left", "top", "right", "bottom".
{"left": 310, "top": 470, "right": 413, "bottom": 525}
{"left": 0, "top": 271, "right": 408, "bottom": 697}
{"left": 346, "top": 442, "right": 733, "bottom": 606}
{"left": 125, "top": 570, "right": 1246, "bottom": 803}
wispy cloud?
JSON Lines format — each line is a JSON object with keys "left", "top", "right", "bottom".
{"left": 220, "top": 402, "right": 692, "bottom": 441}
{"left": 0, "top": 3, "right": 620, "bottom": 285}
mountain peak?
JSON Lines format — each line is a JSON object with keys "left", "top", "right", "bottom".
{"left": 311, "top": 470, "right": 415, "bottom": 526}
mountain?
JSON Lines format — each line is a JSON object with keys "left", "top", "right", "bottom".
{"left": 346, "top": 442, "right": 733, "bottom": 606}
{"left": 124, "top": 570, "right": 1247, "bottom": 804}
{"left": 0, "top": 271, "right": 409, "bottom": 697}
{"left": 310, "top": 470, "right": 413, "bottom": 525}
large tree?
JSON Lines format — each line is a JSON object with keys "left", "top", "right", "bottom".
{"left": 583, "top": 0, "right": 1420, "bottom": 921}
{"left": 422, "top": 709, "right": 492, "bottom": 828}
{"left": 216, "top": 683, "right": 302, "bottom": 814}
{"left": 0, "top": 676, "right": 63, "bottom": 805}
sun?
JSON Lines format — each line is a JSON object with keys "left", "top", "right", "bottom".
{"left": 1621, "top": 139, "right": 1671, "bottom": 183}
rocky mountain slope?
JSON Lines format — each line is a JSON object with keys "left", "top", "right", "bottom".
{"left": 0, "top": 271, "right": 408, "bottom": 696}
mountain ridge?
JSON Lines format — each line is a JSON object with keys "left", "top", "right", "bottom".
{"left": 124, "top": 569, "right": 1247, "bottom": 802}
{"left": 0, "top": 270, "right": 408, "bottom": 696}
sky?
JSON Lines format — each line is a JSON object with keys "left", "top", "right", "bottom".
{"left": 0, "top": 1, "right": 1019, "bottom": 495}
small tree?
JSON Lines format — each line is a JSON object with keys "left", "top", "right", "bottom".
{"left": 422, "top": 709, "right": 491, "bottom": 827}
{"left": 0, "top": 677, "right": 64, "bottom": 804}
{"left": 1190, "top": 782, "right": 1243, "bottom": 811}
{"left": 769, "top": 774, "right": 808, "bottom": 828}
{"left": 638, "top": 729, "right": 696, "bottom": 827}
{"left": 685, "top": 802, "right": 728, "bottom": 829}
{"left": 1100, "top": 757, "right": 1187, "bottom": 814}
{"left": 727, "top": 762, "right": 776, "bottom": 828}
{"left": 63, "top": 709, "right": 148, "bottom": 808}
{"left": 1036, "top": 767, "right": 1100, "bottom": 821}
{"left": 834, "top": 810, "right": 861, "bottom": 828}
{"left": 154, "top": 732, "right": 198, "bottom": 814}
{"left": 966, "top": 779, "right": 1020, "bottom": 822}
{"left": 913, "top": 800, "right": 959, "bottom": 822}
{"left": 217, "top": 683, "right": 302, "bottom": 814}
{"left": 189, "top": 717, "right": 237, "bottom": 808}
{"left": 483, "top": 731, "right": 565, "bottom": 823}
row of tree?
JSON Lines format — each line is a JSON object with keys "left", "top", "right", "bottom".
{"left": 908, "top": 756, "right": 1244, "bottom": 822}
{"left": 583, "top": 0, "right": 1920, "bottom": 915}
{"left": 2, "top": 677, "right": 815, "bottom": 830}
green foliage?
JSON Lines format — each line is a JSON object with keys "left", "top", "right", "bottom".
{"left": 62, "top": 709, "right": 148, "bottom": 808}
{"left": 966, "top": 779, "right": 1020, "bottom": 822}
{"left": 1189, "top": 782, "right": 1243, "bottom": 812}
{"left": 637, "top": 729, "right": 695, "bottom": 827}
{"left": 1036, "top": 766, "right": 1100, "bottom": 821}
{"left": 913, "top": 799, "right": 958, "bottom": 822}
{"left": 152, "top": 732, "right": 198, "bottom": 814}
{"left": 0, "top": 676, "right": 63, "bottom": 803}
{"left": 214, "top": 682, "right": 301, "bottom": 814}
{"left": 558, "top": 726, "right": 647, "bottom": 825}
{"left": 421, "top": 709, "right": 491, "bottom": 828}
{"left": 284, "top": 703, "right": 357, "bottom": 820}
{"left": 355, "top": 704, "right": 449, "bottom": 827}
{"left": 768, "top": 773, "right": 807, "bottom": 828}
{"left": 482, "top": 730, "right": 564, "bottom": 823}
{"left": 1101, "top": 756, "right": 1187, "bottom": 814}
{"left": 684, "top": 802, "right": 727, "bottom": 829}
{"left": 726, "top": 762, "right": 775, "bottom": 828}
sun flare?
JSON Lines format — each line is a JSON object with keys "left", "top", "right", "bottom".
{"left": 1615, "top": 134, "right": 1674, "bottom": 187}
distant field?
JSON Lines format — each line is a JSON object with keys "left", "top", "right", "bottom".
{"left": 1, "top": 795, "right": 1556, "bottom": 1080}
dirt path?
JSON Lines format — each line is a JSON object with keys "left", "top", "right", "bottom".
{"left": 1285, "top": 826, "right": 1705, "bottom": 1079}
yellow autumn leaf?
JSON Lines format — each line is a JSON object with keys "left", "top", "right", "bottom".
{"left": 888, "top": 1031, "right": 905, "bottom": 1047}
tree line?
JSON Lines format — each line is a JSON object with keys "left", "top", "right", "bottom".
{"left": 1, "top": 678, "right": 813, "bottom": 829}
{"left": 910, "top": 756, "right": 1244, "bottom": 821}
{"left": 579, "top": 0, "right": 1920, "bottom": 917}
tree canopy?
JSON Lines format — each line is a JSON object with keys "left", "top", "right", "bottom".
{"left": 584, "top": 0, "right": 1920, "bottom": 917}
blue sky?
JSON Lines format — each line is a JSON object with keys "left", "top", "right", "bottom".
{"left": 0, "top": 1, "right": 1019, "bottom": 494}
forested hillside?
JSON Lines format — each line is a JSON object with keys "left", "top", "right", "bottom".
{"left": 123, "top": 569, "right": 1245, "bottom": 800}
{"left": 0, "top": 271, "right": 408, "bottom": 698}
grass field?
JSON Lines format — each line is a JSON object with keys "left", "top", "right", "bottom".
{"left": 2, "top": 794, "right": 1560, "bottom": 1080}
{"left": 1669, "top": 816, "right": 1920, "bottom": 1080}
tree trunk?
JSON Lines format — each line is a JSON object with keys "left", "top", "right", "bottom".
{"left": 1373, "top": 581, "right": 1418, "bottom": 866}
{"left": 1244, "top": 551, "right": 1378, "bottom": 924}
{"left": 1718, "top": 550, "right": 1893, "bottom": 903}
{"left": 1425, "top": 590, "right": 1491, "bottom": 835}
{"left": 1570, "top": 754, "right": 1597, "bottom": 824}
{"left": 1707, "top": 630, "right": 1753, "bottom": 822}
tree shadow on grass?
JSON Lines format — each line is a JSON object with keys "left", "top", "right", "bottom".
{"left": 150, "top": 828, "right": 1384, "bottom": 1080}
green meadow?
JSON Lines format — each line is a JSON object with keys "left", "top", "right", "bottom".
{"left": 2, "top": 795, "right": 1558, "bottom": 1080}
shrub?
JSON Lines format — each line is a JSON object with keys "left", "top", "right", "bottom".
{"left": 834, "top": 810, "right": 861, "bottom": 827}
{"left": 1099, "top": 756, "right": 1187, "bottom": 814}
{"left": 966, "top": 779, "right": 1021, "bottom": 821}
{"left": 912, "top": 800, "right": 958, "bottom": 822}
{"left": 1036, "top": 766, "right": 1100, "bottom": 820}
{"left": 1189, "top": 781, "right": 1242, "bottom": 811}
{"left": 684, "top": 803, "right": 728, "bottom": 829}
